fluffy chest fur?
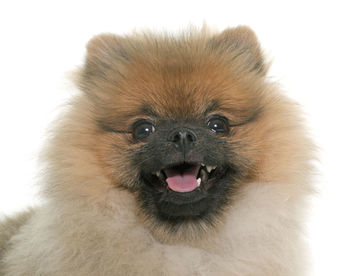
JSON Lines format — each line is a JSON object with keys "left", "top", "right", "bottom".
{"left": 2, "top": 183, "right": 308, "bottom": 276}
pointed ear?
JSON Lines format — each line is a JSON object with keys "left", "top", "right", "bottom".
{"left": 86, "top": 33, "right": 121, "bottom": 61}
{"left": 211, "top": 26, "right": 267, "bottom": 75}
{"left": 80, "top": 33, "right": 129, "bottom": 88}
{"left": 84, "top": 33, "right": 120, "bottom": 75}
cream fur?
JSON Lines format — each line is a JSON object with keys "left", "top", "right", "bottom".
{"left": 0, "top": 27, "right": 315, "bottom": 276}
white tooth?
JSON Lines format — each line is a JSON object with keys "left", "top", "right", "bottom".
{"left": 206, "top": 166, "right": 213, "bottom": 173}
{"left": 201, "top": 163, "right": 205, "bottom": 167}
{"left": 155, "top": 171, "right": 161, "bottom": 177}
{"left": 207, "top": 166, "right": 217, "bottom": 173}
{"left": 197, "top": 178, "right": 201, "bottom": 187}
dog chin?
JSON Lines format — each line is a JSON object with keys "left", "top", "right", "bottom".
{"left": 136, "top": 161, "right": 239, "bottom": 230}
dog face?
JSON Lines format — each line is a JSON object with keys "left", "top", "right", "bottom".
{"left": 77, "top": 26, "right": 289, "bottom": 236}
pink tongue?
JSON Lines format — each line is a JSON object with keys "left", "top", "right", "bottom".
{"left": 164, "top": 165, "right": 200, "bottom": 193}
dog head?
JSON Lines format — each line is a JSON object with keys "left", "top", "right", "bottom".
{"left": 65, "top": 26, "right": 311, "bottom": 239}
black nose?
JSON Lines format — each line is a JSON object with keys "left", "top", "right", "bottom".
{"left": 168, "top": 128, "right": 197, "bottom": 155}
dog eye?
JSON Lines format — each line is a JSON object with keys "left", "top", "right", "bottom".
{"left": 132, "top": 120, "right": 155, "bottom": 140}
{"left": 207, "top": 116, "right": 229, "bottom": 135}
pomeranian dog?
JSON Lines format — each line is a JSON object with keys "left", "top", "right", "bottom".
{"left": 0, "top": 26, "right": 314, "bottom": 275}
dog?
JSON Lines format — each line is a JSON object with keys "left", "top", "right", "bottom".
{"left": 0, "top": 26, "right": 314, "bottom": 275}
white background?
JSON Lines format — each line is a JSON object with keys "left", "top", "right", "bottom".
{"left": 0, "top": 1, "right": 349, "bottom": 275}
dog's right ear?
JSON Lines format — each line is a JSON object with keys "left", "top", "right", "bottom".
{"left": 78, "top": 33, "right": 132, "bottom": 96}
{"left": 83, "top": 34, "right": 123, "bottom": 80}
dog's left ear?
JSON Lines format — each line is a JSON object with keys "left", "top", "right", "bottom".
{"left": 211, "top": 26, "right": 267, "bottom": 76}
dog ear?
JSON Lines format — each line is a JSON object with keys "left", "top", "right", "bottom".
{"left": 78, "top": 33, "right": 132, "bottom": 96}
{"left": 86, "top": 33, "right": 119, "bottom": 55}
{"left": 211, "top": 26, "right": 267, "bottom": 75}
{"left": 78, "top": 33, "right": 134, "bottom": 103}
{"left": 83, "top": 33, "right": 124, "bottom": 80}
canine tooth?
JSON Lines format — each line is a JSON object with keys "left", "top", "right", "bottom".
{"left": 155, "top": 171, "right": 161, "bottom": 178}
{"left": 206, "top": 166, "right": 216, "bottom": 173}
{"left": 197, "top": 178, "right": 201, "bottom": 187}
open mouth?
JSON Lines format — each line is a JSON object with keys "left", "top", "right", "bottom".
{"left": 147, "top": 163, "right": 221, "bottom": 193}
